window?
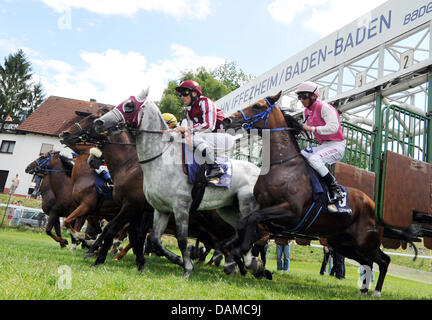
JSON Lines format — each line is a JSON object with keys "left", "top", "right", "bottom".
{"left": 40, "top": 143, "right": 53, "bottom": 154}
{"left": 0, "top": 140, "right": 15, "bottom": 153}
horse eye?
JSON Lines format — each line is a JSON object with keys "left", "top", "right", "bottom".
{"left": 252, "top": 104, "right": 264, "bottom": 112}
{"left": 123, "top": 101, "right": 136, "bottom": 114}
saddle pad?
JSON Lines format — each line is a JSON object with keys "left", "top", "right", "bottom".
{"left": 95, "top": 175, "right": 114, "bottom": 201}
{"left": 306, "top": 165, "right": 352, "bottom": 216}
{"left": 187, "top": 156, "right": 232, "bottom": 188}
{"left": 183, "top": 143, "right": 232, "bottom": 188}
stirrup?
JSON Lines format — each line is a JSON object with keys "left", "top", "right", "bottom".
{"left": 328, "top": 190, "right": 344, "bottom": 204}
{"left": 206, "top": 164, "right": 224, "bottom": 179}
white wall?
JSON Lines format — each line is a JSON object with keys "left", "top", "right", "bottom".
{"left": 0, "top": 132, "right": 73, "bottom": 196}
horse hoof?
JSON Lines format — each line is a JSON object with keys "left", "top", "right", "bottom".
{"left": 264, "top": 270, "right": 273, "bottom": 280}
{"left": 183, "top": 271, "right": 192, "bottom": 279}
{"left": 110, "top": 249, "right": 118, "bottom": 257}
{"left": 359, "top": 289, "right": 368, "bottom": 296}
{"left": 372, "top": 291, "right": 382, "bottom": 298}
{"left": 92, "top": 261, "right": 102, "bottom": 267}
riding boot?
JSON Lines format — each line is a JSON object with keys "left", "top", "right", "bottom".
{"left": 206, "top": 161, "right": 225, "bottom": 179}
{"left": 102, "top": 172, "right": 113, "bottom": 186}
{"left": 199, "top": 143, "right": 224, "bottom": 179}
{"left": 322, "top": 172, "right": 344, "bottom": 203}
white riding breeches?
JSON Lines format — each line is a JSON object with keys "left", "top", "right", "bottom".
{"left": 300, "top": 140, "right": 345, "bottom": 177}
{"left": 95, "top": 165, "right": 108, "bottom": 175}
{"left": 191, "top": 132, "right": 235, "bottom": 164}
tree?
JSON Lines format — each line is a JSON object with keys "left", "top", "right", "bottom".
{"left": 0, "top": 49, "right": 45, "bottom": 121}
{"left": 158, "top": 62, "right": 254, "bottom": 122}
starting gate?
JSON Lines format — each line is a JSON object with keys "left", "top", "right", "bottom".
{"left": 229, "top": 103, "right": 432, "bottom": 249}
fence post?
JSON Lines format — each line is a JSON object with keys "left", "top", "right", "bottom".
{"left": 0, "top": 192, "right": 13, "bottom": 227}
{"left": 427, "top": 74, "right": 432, "bottom": 163}
{"left": 373, "top": 94, "right": 384, "bottom": 224}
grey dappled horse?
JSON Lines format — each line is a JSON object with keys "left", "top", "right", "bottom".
{"left": 94, "top": 89, "right": 263, "bottom": 278}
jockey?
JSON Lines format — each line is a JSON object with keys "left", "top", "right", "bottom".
{"left": 296, "top": 81, "right": 345, "bottom": 203}
{"left": 162, "top": 113, "right": 178, "bottom": 128}
{"left": 174, "top": 80, "right": 232, "bottom": 179}
{"left": 95, "top": 161, "right": 113, "bottom": 186}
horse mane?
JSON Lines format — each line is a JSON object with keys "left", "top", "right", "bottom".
{"left": 58, "top": 155, "right": 74, "bottom": 176}
{"left": 280, "top": 110, "right": 304, "bottom": 152}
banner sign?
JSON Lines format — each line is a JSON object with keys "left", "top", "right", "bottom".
{"left": 216, "top": 0, "right": 432, "bottom": 115}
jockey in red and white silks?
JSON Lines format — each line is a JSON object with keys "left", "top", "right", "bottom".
{"left": 175, "top": 80, "right": 234, "bottom": 179}
{"left": 296, "top": 81, "right": 345, "bottom": 203}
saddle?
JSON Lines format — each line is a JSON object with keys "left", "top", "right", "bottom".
{"left": 306, "top": 163, "right": 352, "bottom": 216}
{"left": 181, "top": 142, "right": 232, "bottom": 213}
{"left": 94, "top": 175, "right": 114, "bottom": 201}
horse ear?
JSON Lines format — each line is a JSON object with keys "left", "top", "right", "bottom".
{"left": 267, "top": 91, "right": 282, "bottom": 105}
{"left": 137, "top": 87, "right": 150, "bottom": 102}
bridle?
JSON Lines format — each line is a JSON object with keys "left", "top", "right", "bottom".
{"left": 237, "top": 98, "right": 314, "bottom": 165}
{"left": 33, "top": 153, "right": 69, "bottom": 173}
{"left": 238, "top": 98, "right": 297, "bottom": 133}
{"left": 110, "top": 101, "right": 174, "bottom": 164}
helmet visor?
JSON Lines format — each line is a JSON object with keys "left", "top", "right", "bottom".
{"left": 177, "top": 88, "right": 191, "bottom": 97}
{"left": 297, "top": 92, "right": 313, "bottom": 100}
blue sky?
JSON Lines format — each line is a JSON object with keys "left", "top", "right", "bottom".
{"left": 0, "top": 0, "right": 386, "bottom": 104}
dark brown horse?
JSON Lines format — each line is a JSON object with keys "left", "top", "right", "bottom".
{"left": 222, "top": 91, "right": 393, "bottom": 296}
{"left": 25, "top": 153, "right": 101, "bottom": 249}
{"left": 60, "top": 108, "right": 239, "bottom": 272}
{"left": 60, "top": 110, "right": 152, "bottom": 270}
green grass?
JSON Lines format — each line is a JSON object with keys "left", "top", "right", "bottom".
{"left": 0, "top": 193, "right": 42, "bottom": 209}
{"left": 1, "top": 228, "right": 431, "bottom": 300}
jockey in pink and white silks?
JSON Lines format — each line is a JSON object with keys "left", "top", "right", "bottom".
{"left": 296, "top": 81, "right": 345, "bottom": 203}
{"left": 174, "top": 80, "right": 234, "bottom": 180}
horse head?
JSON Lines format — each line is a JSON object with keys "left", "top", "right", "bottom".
{"left": 60, "top": 106, "right": 113, "bottom": 146}
{"left": 222, "top": 91, "right": 287, "bottom": 131}
{"left": 25, "top": 151, "right": 62, "bottom": 175}
{"left": 94, "top": 88, "right": 168, "bottom": 135}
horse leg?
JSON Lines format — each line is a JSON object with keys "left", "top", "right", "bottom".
{"left": 327, "top": 240, "right": 373, "bottom": 295}
{"left": 85, "top": 223, "right": 110, "bottom": 259}
{"left": 93, "top": 213, "right": 130, "bottom": 267}
{"left": 114, "top": 242, "right": 132, "bottom": 261}
{"left": 371, "top": 249, "right": 391, "bottom": 298}
{"left": 127, "top": 211, "right": 150, "bottom": 271}
{"left": 174, "top": 209, "right": 193, "bottom": 278}
{"left": 63, "top": 204, "right": 91, "bottom": 241}
{"left": 46, "top": 215, "right": 68, "bottom": 248}
{"left": 150, "top": 210, "right": 183, "bottom": 266}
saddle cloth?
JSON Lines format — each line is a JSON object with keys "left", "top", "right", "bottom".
{"left": 95, "top": 175, "right": 114, "bottom": 201}
{"left": 306, "top": 165, "right": 352, "bottom": 216}
{"left": 182, "top": 142, "right": 232, "bottom": 189}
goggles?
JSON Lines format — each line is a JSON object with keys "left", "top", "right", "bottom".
{"left": 178, "top": 89, "right": 191, "bottom": 97}
{"left": 297, "top": 92, "right": 313, "bottom": 100}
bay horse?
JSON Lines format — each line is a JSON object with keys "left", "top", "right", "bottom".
{"left": 93, "top": 89, "right": 262, "bottom": 278}
{"left": 61, "top": 106, "right": 239, "bottom": 271}
{"left": 60, "top": 108, "right": 153, "bottom": 271}
{"left": 25, "top": 152, "right": 101, "bottom": 249}
{"left": 222, "top": 91, "right": 392, "bottom": 296}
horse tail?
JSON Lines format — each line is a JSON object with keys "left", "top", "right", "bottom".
{"left": 383, "top": 227, "right": 419, "bottom": 261}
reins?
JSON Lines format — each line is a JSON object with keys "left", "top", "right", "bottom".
{"left": 138, "top": 134, "right": 174, "bottom": 164}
